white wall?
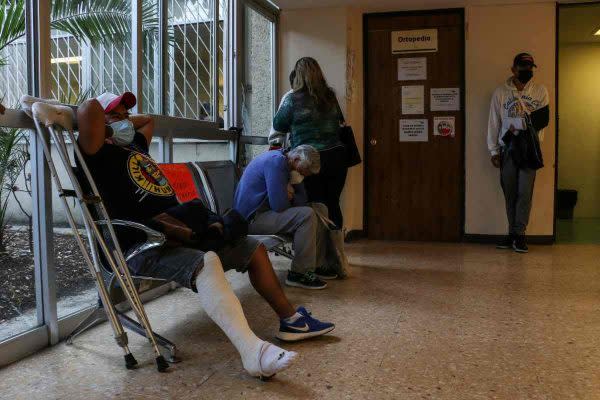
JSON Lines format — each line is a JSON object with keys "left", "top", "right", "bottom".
{"left": 558, "top": 44, "right": 600, "bottom": 218}
{"left": 278, "top": 8, "right": 348, "bottom": 116}
{"left": 280, "top": 2, "right": 557, "bottom": 236}
{"left": 465, "top": 3, "right": 556, "bottom": 235}
{"left": 279, "top": 7, "right": 363, "bottom": 230}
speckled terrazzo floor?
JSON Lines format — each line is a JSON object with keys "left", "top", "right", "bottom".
{"left": 1, "top": 241, "right": 600, "bottom": 400}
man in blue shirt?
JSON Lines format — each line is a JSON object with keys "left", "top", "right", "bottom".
{"left": 234, "top": 145, "right": 334, "bottom": 289}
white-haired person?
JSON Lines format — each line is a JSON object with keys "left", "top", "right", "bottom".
{"left": 234, "top": 145, "right": 335, "bottom": 290}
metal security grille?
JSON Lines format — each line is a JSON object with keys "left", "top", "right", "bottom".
{"left": 167, "top": 0, "right": 221, "bottom": 120}
{"left": 218, "top": 0, "right": 227, "bottom": 120}
{"left": 50, "top": 34, "right": 83, "bottom": 104}
{"left": 0, "top": 42, "right": 28, "bottom": 107}
{"left": 0, "top": 0, "right": 226, "bottom": 119}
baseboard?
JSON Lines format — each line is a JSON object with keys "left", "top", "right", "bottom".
{"left": 463, "top": 234, "right": 554, "bottom": 245}
{"left": 345, "top": 229, "right": 365, "bottom": 242}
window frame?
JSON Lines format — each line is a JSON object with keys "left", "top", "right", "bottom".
{"left": 234, "top": 0, "right": 278, "bottom": 134}
{"left": 0, "top": 0, "right": 279, "bottom": 367}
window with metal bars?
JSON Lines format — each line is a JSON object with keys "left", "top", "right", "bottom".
{"left": 0, "top": 0, "right": 227, "bottom": 123}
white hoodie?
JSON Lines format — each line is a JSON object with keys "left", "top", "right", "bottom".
{"left": 487, "top": 77, "right": 549, "bottom": 156}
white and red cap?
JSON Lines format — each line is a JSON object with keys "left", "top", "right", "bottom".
{"left": 96, "top": 92, "right": 136, "bottom": 114}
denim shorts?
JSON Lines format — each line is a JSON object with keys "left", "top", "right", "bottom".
{"left": 127, "top": 236, "right": 261, "bottom": 292}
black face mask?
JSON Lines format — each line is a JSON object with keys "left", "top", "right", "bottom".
{"left": 517, "top": 70, "right": 533, "bottom": 84}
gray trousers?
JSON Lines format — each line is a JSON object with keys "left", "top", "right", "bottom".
{"left": 500, "top": 151, "right": 537, "bottom": 236}
{"left": 249, "top": 205, "right": 328, "bottom": 274}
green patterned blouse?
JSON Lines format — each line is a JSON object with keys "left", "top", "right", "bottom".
{"left": 272, "top": 90, "right": 344, "bottom": 151}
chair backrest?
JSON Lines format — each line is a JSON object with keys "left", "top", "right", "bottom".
{"left": 158, "top": 162, "right": 214, "bottom": 211}
{"left": 193, "top": 161, "right": 240, "bottom": 214}
{"left": 160, "top": 160, "right": 240, "bottom": 215}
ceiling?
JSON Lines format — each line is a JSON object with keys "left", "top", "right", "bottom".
{"left": 272, "top": 0, "right": 542, "bottom": 9}
{"left": 559, "top": 4, "right": 600, "bottom": 44}
{"left": 272, "top": 0, "right": 440, "bottom": 9}
{"left": 273, "top": 0, "right": 600, "bottom": 45}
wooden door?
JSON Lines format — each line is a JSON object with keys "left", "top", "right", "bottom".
{"left": 365, "top": 10, "right": 465, "bottom": 241}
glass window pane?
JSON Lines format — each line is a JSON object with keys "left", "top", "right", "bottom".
{"left": 143, "top": 0, "right": 160, "bottom": 114}
{"left": 51, "top": 156, "right": 97, "bottom": 320}
{"left": 218, "top": 0, "right": 228, "bottom": 125}
{"left": 242, "top": 6, "right": 273, "bottom": 163}
{"left": 0, "top": 2, "right": 38, "bottom": 341}
{"left": 0, "top": 129, "right": 38, "bottom": 341}
{"left": 143, "top": 0, "right": 227, "bottom": 121}
{"left": 50, "top": 1, "right": 133, "bottom": 104}
{"left": 167, "top": 0, "right": 217, "bottom": 121}
{"left": 49, "top": 0, "right": 134, "bottom": 318}
{"left": 0, "top": 40, "right": 27, "bottom": 108}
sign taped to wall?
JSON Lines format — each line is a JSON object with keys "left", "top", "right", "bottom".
{"left": 391, "top": 29, "right": 438, "bottom": 54}
{"left": 402, "top": 85, "right": 424, "bottom": 115}
{"left": 433, "top": 116, "right": 455, "bottom": 138}
{"left": 397, "top": 57, "right": 427, "bottom": 81}
{"left": 399, "top": 119, "right": 428, "bottom": 142}
{"left": 431, "top": 88, "right": 460, "bottom": 111}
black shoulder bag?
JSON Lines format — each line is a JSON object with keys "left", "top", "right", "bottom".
{"left": 510, "top": 96, "right": 544, "bottom": 170}
{"left": 337, "top": 103, "right": 362, "bottom": 168}
{"left": 339, "top": 125, "right": 362, "bottom": 168}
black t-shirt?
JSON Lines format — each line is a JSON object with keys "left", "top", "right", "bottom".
{"left": 77, "top": 132, "right": 178, "bottom": 223}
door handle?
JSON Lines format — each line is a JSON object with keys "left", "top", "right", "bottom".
{"left": 370, "top": 139, "right": 377, "bottom": 146}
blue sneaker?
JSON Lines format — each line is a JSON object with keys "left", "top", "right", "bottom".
{"left": 276, "top": 307, "right": 335, "bottom": 342}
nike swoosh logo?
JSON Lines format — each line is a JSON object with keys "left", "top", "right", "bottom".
{"left": 287, "top": 323, "right": 310, "bottom": 332}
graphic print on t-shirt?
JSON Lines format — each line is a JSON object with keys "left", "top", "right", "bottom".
{"left": 127, "top": 152, "right": 174, "bottom": 199}
{"left": 504, "top": 94, "right": 540, "bottom": 118}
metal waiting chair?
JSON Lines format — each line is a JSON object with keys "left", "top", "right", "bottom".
{"left": 159, "top": 160, "right": 294, "bottom": 260}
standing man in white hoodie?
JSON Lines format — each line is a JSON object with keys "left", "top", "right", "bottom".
{"left": 487, "top": 53, "right": 550, "bottom": 253}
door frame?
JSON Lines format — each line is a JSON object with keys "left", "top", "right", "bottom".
{"left": 362, "top": 8, "right": 466, "bottom": 241}
{"left": 553, "top": 1, "right": 600, "bottom": 242}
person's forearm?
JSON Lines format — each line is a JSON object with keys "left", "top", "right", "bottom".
{"left": 292, "top": 184, "right": 308, "bottom": 206}
{"left": 130, "top": 114, "right": 155, "bottom": 142}
{"left": 129, "top": 114, "right": 152, "bottom": 130}
{"left": 530, "top": 105, "right": 549, "bottom": 131}
{"left": 77, "top": 99, "right": 110, "bottom": 155}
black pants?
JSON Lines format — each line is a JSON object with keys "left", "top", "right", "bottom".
{"left": 304, "top": 146, "right": 348, "bottom": 228}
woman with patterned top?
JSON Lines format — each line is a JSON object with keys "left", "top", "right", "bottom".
{"left": 272, "top": 57, "right": 347, "bottom": 229}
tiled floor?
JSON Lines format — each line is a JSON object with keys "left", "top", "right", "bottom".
{"left": 1, "top": 241, "right": 600, "bottom": 399}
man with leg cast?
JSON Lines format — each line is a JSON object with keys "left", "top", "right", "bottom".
{"left": 49, "top": 92, "right": 335, "bottom": 377}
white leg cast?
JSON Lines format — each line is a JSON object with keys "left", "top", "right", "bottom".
{"left": 195, "top": 252, "right": 297, "bottom": 378}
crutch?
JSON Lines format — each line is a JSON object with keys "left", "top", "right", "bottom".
{"left": 65, "top": 126, "right": 169, "bottom": 372}
{"left": 31, "top": 103, "right": 169, "bottom": 372}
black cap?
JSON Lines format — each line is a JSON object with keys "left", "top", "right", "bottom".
{"left": 513, "top": 53, "right": 537, "bottom": 68}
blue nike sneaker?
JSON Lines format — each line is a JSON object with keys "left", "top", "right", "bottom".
{"left": 276, "top": 307, "right": 335, "bottom": 342}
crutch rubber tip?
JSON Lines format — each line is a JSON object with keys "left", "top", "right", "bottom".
{"left": 156, "top": 355, "right": 169, "bottom": 372}
{"left": 124, "top": 353, "right": 138, "bottom": 370}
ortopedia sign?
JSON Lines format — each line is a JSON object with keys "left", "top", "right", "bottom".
{"left": 391, "top": 29, "right": 438, "bottom": 54}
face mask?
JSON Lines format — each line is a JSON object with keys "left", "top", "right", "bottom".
{"left": 290, "top": 170, "right": 304, "bottom": 185}
{"left": 517, "top": 70, "right": 533, "bottom": 84}
{"left": 109, "top": 119, "right": 135, "bottom": 146}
